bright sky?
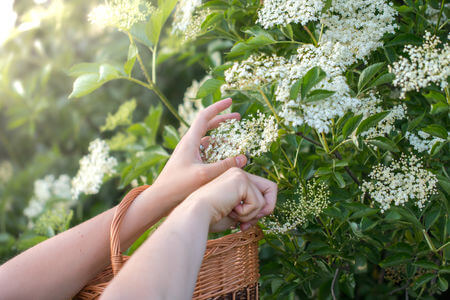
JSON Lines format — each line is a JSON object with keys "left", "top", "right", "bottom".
{"left": 0, "top": 0, "right": 17, "bottom": 46}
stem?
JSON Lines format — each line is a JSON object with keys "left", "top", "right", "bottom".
{"left": 435, "top": 0, "right": 445, "bottom": 33}
{"left": 303, "top": 25, "right": 317, "bottom": 47}
{"left": 280, "top": 147, "right": 294, "bottom": 170}
{"left": 152, "top": 84, "right": 189, "bottom": 127}
{"left": 318, "top": 23, "right": 325, "bottom": 44}
{"left": 126, "top": 33, "right": 188, "bottom": 126}
{"left": 320, "top": 131, "right": 330, "bottom": 153}
{"left": 331, "top": 268, "right": 340, "bottom": 300}
{"left": 152, "top": 44, "right": 157, "bottom": 83}
{"left": 257, "top": 87, "right": 282, "bottom": 125}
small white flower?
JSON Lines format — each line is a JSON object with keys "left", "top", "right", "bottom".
{"left": 88, "top": 0, "right": 153, "bottom": 32}
{"left": 71, "top": 139, "right": 117, "bottom": 200}
{"left": 204, "top": 112, "right": 278, "bottom": 163}
{"left": 406, "top": 131, "right": 446, "bottom": 154}
{"left": 389, "top": 32, "right": 450, "bottom": 99}
{"left": 263, "top": 180, "right": 330, "bottom": 234}
{"left": 362, "top": 154, "right": 438, "bottom": 212}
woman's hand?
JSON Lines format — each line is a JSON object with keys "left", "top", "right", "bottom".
{"left": 186, "top": 167, "right": 278, "bottom": 232}
{"left": 150, "top": 98, "right": 247, "bottom": 205}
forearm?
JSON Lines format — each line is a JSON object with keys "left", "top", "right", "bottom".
{"left": 0, "top": 185, "right": 176, "bottom": 299}
{"left": 102, "top": 196, "right": 211, "bottom": 300}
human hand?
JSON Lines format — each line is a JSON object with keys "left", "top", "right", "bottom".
{"left": 150, "top": 98, "right": 248, "bottom": 206}
{"left": 185, "top": 168, "right": 278, "bottom": 232}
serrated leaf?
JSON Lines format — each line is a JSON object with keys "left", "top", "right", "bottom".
{"left": 407, "top": 113, "right": 425, "bottom": 131}
{"left": 413, "top": 274, "right": 435, "bottom": 289}
{"left": 98, "top": 64, "right": 121, "bottom": 82}
{"left": 124, "top": 44, "right": 138, "bottom": 76}
{"left": 422, "top": 124, "right": 448, "bottom": 139}
{"left": 342, "top": 114, "right": 363, "bottom": 138}
{"left": 355, "top": 111, "right": 389, "bottom": 136}
{"left": 163, "top": 125, "right": 180, "bottom": 149}
{"left": 304, "top": 89, "right": 335, "bottom": 103}
{"left": 413, "top": 260, "right": 439, "bottom": 270}
{"left": 301, "top": 67, "right": 326, "bottom": 99}
{"left": 196, "top": 78, "right": 223, "bottom": 98}
{"left": 366, "top": 73, "right": 395, "bottom": 90}
{"left": 379, "top": 253, "right": 411, "bottom": 267}
{"left": 358, "top": 63, "right": 385, "bottom": 92}
{"left": 69, "top": 73, "right": 104, "bottom": 98}
{"left": 350, "top": 208, "right": 378, "bottom": 219}
{"left": 290, "top": 78, "right": 302, "bottom": 100}
{"left": 438, "top": 276, "right": 448, "bottom": 291}
{"left": 145, "top": 105, "right": 163, "bottom": 145}
{"left": 385, "top": 33, "right": 422, "bottom": 47}
{"left": 367, "top": 136, "right": 400, "bottom": 152}
{"left": 68, "top": 62, "right": 100, "bottom": 76}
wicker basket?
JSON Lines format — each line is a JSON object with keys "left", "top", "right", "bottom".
{"left": 75, "top": 186, "right": 264, "bottom": 300}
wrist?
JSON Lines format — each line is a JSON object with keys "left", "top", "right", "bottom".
{"left": 181, "top": 194, "right": 214, "bottom": 225}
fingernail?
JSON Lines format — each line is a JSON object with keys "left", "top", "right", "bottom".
{"left": 235, "top": 155, "right": 247, "bottom": 168}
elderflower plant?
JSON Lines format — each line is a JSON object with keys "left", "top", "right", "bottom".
{"left": 203, "top": 112, "right": 278, "bottom": 163}
{"left": 71, "top": 139, "right": 117, "bottom": 200}
{"left": 406, "top": 131, "right": 446, "bottom": 154}
{"left": 34, "top": 208, "right": 73, "bottom": 237}
{"left": 88, "top": 0, "right": 153, "bottom": 32}
{"left": 361, "top": 154, "right": 438, "bottom": 213}
{"left": 389, "top": 32, "right": 450, "bottom": 99}
{"left": 257, "top": 0, "right": 324, "bottom": 28}
{"left": 23, "top": 174, "right": 72, "bottom": 219}
{"left": 178, "top": 76, "right": 211, "bottom": 135}
{"left": 262, "top": 180, "right": 330, "bottom": 234}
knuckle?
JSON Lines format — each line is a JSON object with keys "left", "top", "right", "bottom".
{"left": 196, "top": 167, "right": 209, "bottom": 182}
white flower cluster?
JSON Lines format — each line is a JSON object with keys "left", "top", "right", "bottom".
{"left": 203, "top": 112, "right": 278, "bottom": 163}
{"left": 88, "top": 0, "right": 153, "bottom": 32}
{"left": 257, "top": 0, "right": 324, "bottom": 28}
{"left": 178, "top": 76, "right": 211, "bottom": 135}
{"left": 389, "top": 32, "right": 450, "bottom": 99}
{"left": 71, "top": 139, "right": 117, "bottom": 200}
{"left": 361, "top": 104, "right": 407, "bottom": 139}
{"left": 172, "top": 0, "right": 202, "bottom": 32}
{"left": 320, "top": 0, "right": 398, "bottom": 62}
{"left": 0, "top": 161, "right": 13, "bottom": 185}
{"left": 361, "top": 154, "right": 438, "bottom": 212}
{"left": 263, "top": 180, "right": 330, "bottom": 234}
{"left": 223, "top": 44, "right": 361, "bottom": 133}
{"left": 406, "top": 131, "right": 445, "bottom": 154}
{"left": 425, "top": 4, "right": 449, "bottom": 26}
{"left": 24, "top": 174, "right": 72, "bottom": 219}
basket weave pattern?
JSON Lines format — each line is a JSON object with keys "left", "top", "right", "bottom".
{"left": 75, "top": 186, "right": 263, "bottom": 300}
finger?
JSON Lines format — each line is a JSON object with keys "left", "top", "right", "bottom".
{"left": 234, "top": 183, "right": 265, "bottom": 222}
{"left": 207, "top": 113, "right": 240, "bottom": 130}
{"left": 247, "top": 173, "right": 278, "bottom": 216}
{"left": 188, "top": 98, "right": 232, "bottom": 140}
{"left": 203, "top": 155, "right": 247, "bottom": 181}
{"left": 240, "top": 219, "right": 258, "bottom": 231}
{"left": 200, "top": 136, "right": 211, "bottom": 150}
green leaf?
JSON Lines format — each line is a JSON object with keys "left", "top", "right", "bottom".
{"left": 413, "top": 274, "right": 435, "bottom": 290}
{"left": 130, "top": 22, "right": 153, "bottom": 48}
{"left": 350, "top": 208, "right": 379, "bottom": 219}
{"left": 69, "top": 73, "right": 104, "bottom": 98}
{"left": 290, "top": 78, "right": 302, "bottom": 100}
{"left": 424, "top": 207, "right": 441, "bottom": 229}
{"left": 196, "top": 78, "right": 223, "bottom": 98}
{"left": 366, "top": 73, "right": 395, "bottom": 89}
{"left": 436, "top": 175, "right": 450, "bottom": 194}
{"left": 438, "top": 276, "right": 448, "bottom": 292}
{"left": 163, "top": 125, "right": 180, "bottom": 149}
{"left": 124, "top": 44, "right": 138, "bottom": 76}
{"left": 379, "top": 253, "right": 411, "bottom": 267}
{"left": 385, "top": 33, "right": 422, "bottom": 47}
{"left": 421, "top": 124, "right": 448, "bottom": 139}
{"left": 101, "top": 99, "right": 137, "bottom": 132}
{"left": 146, "top": 9, "right": 164, "bottom": 45}
{"left": 367, "top": 136, "right": 400, "bottom": 152}
{"left": 68, "top": 62, "right": 100, "bottom": 76}
{"left": 430, "top": 102, "right": 448, "bottom": 115}
{"left": 358, "top": 62, "right": 385, "bottom": 92}
{"left": 98, "top": 64, "right": 121, "bottom": 82}
{"left": 304, "top": 89, "right": 335, "bottom": 103}
{"left": 407, "top": 113, "right": 425, "bottom": 131}
{"left": 413, "top": 260, "right": 439, "bottom": 270}
{"left": 355, "top": 111, "right": 389, "bottom": 136}
{"left": 301, "top": 67, "right": 326, "bottom": 99}
{"left": 145, "top": 105, "right": 163, "bottom": 145}
{"left": 246, "top": 34, "right": 276, "bottom": 46}
{"left": 342, "top": 114, "right": 362, "bottom": 138}
{"left": 333, "top": 172, "right": 346, "bottom": 188}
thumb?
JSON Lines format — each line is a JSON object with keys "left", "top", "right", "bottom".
{"left": 205, "top": 154, "right": 247, "bottom": 180}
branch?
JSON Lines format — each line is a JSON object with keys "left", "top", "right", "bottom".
{"left": 296, "top": 132, "right": 361, "bottom": 186}
{"left": 331, "top": 268, "right": 340, "bottom": 300}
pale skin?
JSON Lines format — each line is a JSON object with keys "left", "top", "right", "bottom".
{"left": 0, "top": 98, "right": 278, "bottom": 299}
